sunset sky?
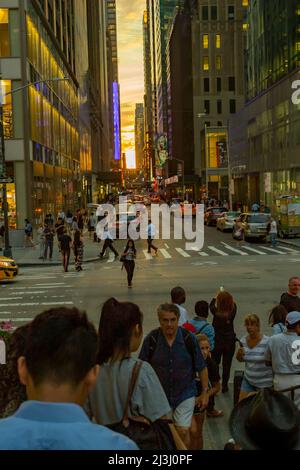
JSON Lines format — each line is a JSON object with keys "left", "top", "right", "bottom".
{"left": 116, "top": 0, "right": 145, "bottom": 168}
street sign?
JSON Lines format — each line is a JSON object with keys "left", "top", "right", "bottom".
{"left": 0, "top": 177, "right": 14, "bottom": 184}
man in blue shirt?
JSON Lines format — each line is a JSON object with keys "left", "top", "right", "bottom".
{"left": 139, "top": 303, "right": 208, "bottom": 449}
{"left": 0, "top": 306, "right": 137, "bottom": 450}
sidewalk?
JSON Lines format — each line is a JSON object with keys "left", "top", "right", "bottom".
{"left": 8, "top": 235, "right": 101, "bottom": 267}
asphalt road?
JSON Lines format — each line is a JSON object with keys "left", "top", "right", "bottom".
{"left": 1, "top": 226, "right": 300, "bottom": 449}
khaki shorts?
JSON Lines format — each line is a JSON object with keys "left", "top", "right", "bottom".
{"left": 173, "top": 397, "right": 195, "bottom": 428}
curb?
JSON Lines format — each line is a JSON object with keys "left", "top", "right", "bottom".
{"left": 17, "top": 257, "right": 100, "bottom": 268}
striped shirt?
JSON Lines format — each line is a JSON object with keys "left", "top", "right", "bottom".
{"left": 241, "top": 335, "right": 273, "bottom": 388}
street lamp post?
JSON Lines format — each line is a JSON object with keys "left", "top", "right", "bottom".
{"left": 0, "top": 77, "right": 70, "bottom": 258}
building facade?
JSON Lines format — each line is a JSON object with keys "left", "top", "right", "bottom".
{"left": 134, "top": 103, "right": 144, "bottom": 170}
{"left": 229, "top": 0, "right": 300, "bottom": 211}
{"left": 0, "top": 0, "right": 81, "bottom": 228}
{"left": 143, "top": 6, "right": 153, "bottom": 181}
{"left": 0, "top": 0, "right": 115, "bottom": 229}
{"left": 191, "top": 0, "right": 247, "bottom": 201}
{"left": 166, "top": 3, "right": 196, "bottom": 199}
{"left": 106, "top": 0, "right": 121, "bottom": 169}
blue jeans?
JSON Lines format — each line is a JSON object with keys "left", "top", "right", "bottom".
{"left": 270, "top": 233, "right": 277, "bottom": 247}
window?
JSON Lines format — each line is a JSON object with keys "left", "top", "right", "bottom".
{"left": 228, "top": 6, "right": 235, "bottom": 20}
{"left": 204, "top": 78, "right": 210, "bottom": 92}
{"left": 204, "top": 121, "right": 210, "bottom": 127}
{"left": 203, "top": 56, "right": 209, "bottom": 71}
{"left": 216, "top": 56, "right": 222, "bottom": 70}
{"left": 217, "top": 100, "right": 222, "bottom": 114}
{"left": 216, "top": 34, "right": 221, "bottom": 49}
{"left": 242, "top": 0, "right": 249, "bottom": 6}
{"left": 202, "top": 6, "right": 208, "bottom": 20}
{"left": 230, "top": 99, "right": 236, "bottom": 114}
{"left": 211, "top": 5, "right": 218, "bottom": 20}
{"left": 217, "top": 121, "right": 223, "bottom": 126}
{"left": 217, "top": 77, "right": 222, "bottom": 92}
{"left": 0, "top": 9, "right": 10, "bottom": 57}
{"left": 228, "top": 77, "right": 235, "bottom": 91}
{"left": 0, "top": 80, "right": 13, "bottom": 138}
{"left": 204, "top": 100, "right": 210, "bottom": 114}
{"left": 203, "top": 34, "right": 209, "bottom": 49}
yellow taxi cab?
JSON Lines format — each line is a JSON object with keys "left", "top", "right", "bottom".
{"left": 0, "top": 256, "right": 19, "bottom": 281}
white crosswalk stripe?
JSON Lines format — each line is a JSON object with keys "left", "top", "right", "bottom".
{"left": 207, "top": 246, "right": 229, "bottom": 256}
{"left": 143, "top": 250, "right": 152, "bottom": 260}
{"left": 107, "top": 253, "right": 115, "bottom": 263}
{"left": 175, "top": 248, "right": 191, "bottom": 258}
{"left": 221, "top": 244, "right": 248, "bottom": 256}
{"left": 159, "top": 248, "right": 172, "bottom": 259}
{"left": 241, "top": 246, "right": 267, "bottom": 255}
{"left": 277, "top": 246, "right": 297, "bottom": 253}
{"left": 259, "top": 246, "right": 287, "bottom": 254}
{"left": 199, "top": 251, "right": 209, "bottom": 256}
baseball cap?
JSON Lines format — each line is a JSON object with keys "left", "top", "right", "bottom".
{"left": 286, "top": 311, "right": 300, "bottom": 326}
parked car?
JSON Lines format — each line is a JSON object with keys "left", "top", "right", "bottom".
{"left": 232, "top": 213, "right": 271, "bottom": 242}
{"left": 0, "top": 256, "right": 19, "bottom": 282}
{"left": 204, "top": 207, "right": 228, "bottom": 226}
{"left": 217, "top": 211, "right": 241, "bottom": 232}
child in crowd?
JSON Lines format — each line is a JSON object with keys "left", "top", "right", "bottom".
{"left": 190, "top": 334, "right": 223, "bottom": 450}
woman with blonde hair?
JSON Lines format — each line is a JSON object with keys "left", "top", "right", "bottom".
{"left": 236, "top": 314, "right": 273, "bottom": 402}
{"left": 210, "top": 290, "right": 237, "bottom": 393}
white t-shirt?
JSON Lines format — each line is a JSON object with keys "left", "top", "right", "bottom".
{"left": 148, "top": 223, "right": 156, "bottom": 238}
{"left": 175, "top": 304, "right": 189, "bottom": 326}
{"left": 270, "top": 220, "right": 277, "bottom": 234}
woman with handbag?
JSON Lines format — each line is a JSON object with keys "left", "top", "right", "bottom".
{"left": 121, "top": 239, "right": 136, "bottom": 288}
{"left": 85, "top": 298, "right": 185, "bottom": 450}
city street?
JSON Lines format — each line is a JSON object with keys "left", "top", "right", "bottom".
{"left": 2, "top": 227, "right": 300, "bottom": 449}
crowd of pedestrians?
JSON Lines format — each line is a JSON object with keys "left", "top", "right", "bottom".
{"left": 1, "top": 277, "right": 300, "bottom": 450}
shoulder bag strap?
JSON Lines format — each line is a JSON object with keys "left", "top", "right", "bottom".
{"left": 122, "top": 361, "right": 143, "bottom": 422}
{"left": 197, "top": 322, "right": 208, "bottom": 334}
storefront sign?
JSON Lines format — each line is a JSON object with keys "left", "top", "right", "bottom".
{"left": 165, "top": 175, "right": 179, "bottom": 185}
{"left": 155, "top": 134, "right": 168, "bottom": 168}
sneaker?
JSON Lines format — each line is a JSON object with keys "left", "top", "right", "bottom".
{"left": 206, "top": 409, "right": 224, "bottom": 418}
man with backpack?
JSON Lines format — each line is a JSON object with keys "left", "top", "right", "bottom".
{"left": 139, "top": 303, "right": 208, "bottom": 449}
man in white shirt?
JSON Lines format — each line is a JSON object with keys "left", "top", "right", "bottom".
{"left": 171, "top": 286, "right": 189, "bottom": 326}
{"left": 147, "top": 220, "right": 158, "bottom": 255}
{"left": 269, "top": 217, "right": 278, "bottom": 247}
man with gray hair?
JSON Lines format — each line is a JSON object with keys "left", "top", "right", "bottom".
{"left": 139, "top": 303, "right": 208, "bottom": 449}
{"left": 280, "top": 277, "right": 300, "bottom": 313}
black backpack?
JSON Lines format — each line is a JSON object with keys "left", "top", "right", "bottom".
{"left": 147, "top": 327, "right": 196, "bottom": 374}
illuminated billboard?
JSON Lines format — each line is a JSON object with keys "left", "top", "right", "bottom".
{"left": 113, "top": 82, "right": 121, "bottom": 161}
